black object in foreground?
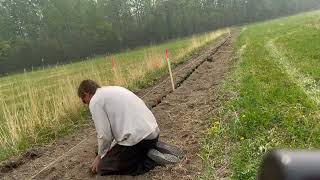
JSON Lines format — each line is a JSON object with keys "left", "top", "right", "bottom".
{"left": 258, "top": 150, "right": 320, "bottom": 180}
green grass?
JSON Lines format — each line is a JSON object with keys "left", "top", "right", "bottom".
{"left": 276, "top": 23, "right": 320, "bottom": 81}
{"left": 201, "top": 11, "right": 320, "bottom": 179}
{"left": 0, "top": 29, "right": 227, "bottom": 161}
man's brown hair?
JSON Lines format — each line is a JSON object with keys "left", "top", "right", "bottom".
{"left": 77, "top": 79, "right": 101, "bottom": 98}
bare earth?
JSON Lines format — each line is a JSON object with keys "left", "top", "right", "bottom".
{"left": 1, "top": 30, "right": 238, "bottom": 180}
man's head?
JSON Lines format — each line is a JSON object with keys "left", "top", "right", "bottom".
{"left": 78, "top": 80, "right": 101, "bottom": 105}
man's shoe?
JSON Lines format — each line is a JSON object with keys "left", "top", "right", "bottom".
{"left": 147, "top": 149, "right": 179, "bottom": 166}
{"left": 156, "top": 141, "right": 185, "bottom": 159}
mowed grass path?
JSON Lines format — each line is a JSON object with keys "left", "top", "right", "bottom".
{"left": 201, "top": 11, "right": 320, "bottom": 179}
{"left": 0, "top": 29, "right": 227, "bottom": 161}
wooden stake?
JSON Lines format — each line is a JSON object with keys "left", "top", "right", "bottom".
{"left": 166, "top": 49, "right": 175, "bottom": 91}
{"left": 112, "top": 56, "right": 117, "bottom": 69}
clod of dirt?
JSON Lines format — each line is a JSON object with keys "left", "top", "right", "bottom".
{"left": 206, "top": 57, "right": 213, "bottom": 62}
{"left": 0, "top": 149, "right": 41, "bottom": 174}
{"left": 182, "top": 134, "right": 189, "bottom": 138}
{"left": 0, "top": 160, "right": 22, "bottom": 173}
{"left": 156, "top": 97, "right": 162, "bottom": 104}
{"left": 57, "top": 139, "right": 69, "bottom": 146}
{"left": 24, "top": 149, "right": 42, "bottom": 160}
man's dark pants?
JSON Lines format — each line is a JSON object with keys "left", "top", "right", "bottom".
{"left": 98, "top": 137, "right": 159, "bottom": 176}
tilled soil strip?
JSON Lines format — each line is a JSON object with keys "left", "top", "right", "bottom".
{"left": 1, "top": 31, "right": 237, "bottom": 180}
{"left": 139, "top": 35, "right": 230, "bottom": 108}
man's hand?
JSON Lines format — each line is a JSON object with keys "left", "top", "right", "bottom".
{"left": 91, "top": 155, "right": 101, "bottom": 174}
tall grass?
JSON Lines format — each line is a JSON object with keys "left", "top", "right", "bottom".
{"left": 0, "top": 29, "right": 228, "bottom": 161}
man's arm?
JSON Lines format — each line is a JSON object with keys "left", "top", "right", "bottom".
{"left": 89, "top": 102, "right": 113, "bottom": 158}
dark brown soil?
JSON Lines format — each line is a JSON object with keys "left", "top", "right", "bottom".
{"left": 1, "top": 30, "right": 238, "bottom": 180}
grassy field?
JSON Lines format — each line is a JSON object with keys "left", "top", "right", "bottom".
{"left": 0, "top": 29, "right": 228, "bottom": 161}
{"left": 201, "top": 11, "right": 320, "bottom": 179}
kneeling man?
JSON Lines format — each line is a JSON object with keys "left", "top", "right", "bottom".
{"left": 78, "top": 80, "right": 175, "bottom": 176}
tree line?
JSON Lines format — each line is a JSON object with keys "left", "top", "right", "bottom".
{"left": 0, "top": 0, "right": 319, "bottom": 75}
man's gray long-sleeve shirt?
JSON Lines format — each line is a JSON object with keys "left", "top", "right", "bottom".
{"left": 89, "top": 86, "right": 159, "bottom": 158}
